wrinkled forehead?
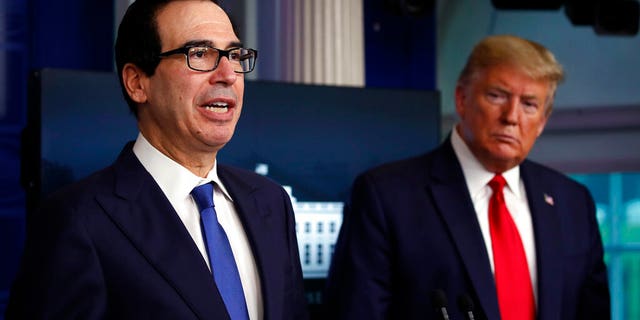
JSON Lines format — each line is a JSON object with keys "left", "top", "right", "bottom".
{"left": 469, "top": 62, "right": 554, "bottom": 89}
{"left": 156, "top": 0, "right": 239, "bottom": 50}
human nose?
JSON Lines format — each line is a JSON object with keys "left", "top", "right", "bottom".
{"left": 501, "top": 98, "right": 519, "bottom": 124}
{"left": 209, "top": 56, "right": 238, "bottom": 85}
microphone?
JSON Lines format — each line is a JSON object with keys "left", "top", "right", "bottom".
{"left": 457, "top": 293, "right": 476, "bottom": 320}
{"left": 431, "top": 289, "right": 450, "bottom": 320}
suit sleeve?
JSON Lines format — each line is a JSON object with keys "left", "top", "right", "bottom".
{"left": 576, "top": 187, "right": 611, "bottom": 319}
{"left": 6, "top": 198, "right": 107, "bottom": 319}
{"left": 325, "top": 173, "right": 393, "bottom": 320}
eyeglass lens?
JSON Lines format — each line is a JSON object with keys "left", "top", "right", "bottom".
{"left": 187, "top": 47, "right": 255, "bottom": 73}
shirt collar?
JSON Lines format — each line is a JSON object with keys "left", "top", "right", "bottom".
{"left": 450, "top": 127, "right": 523, "bottom": 200}
{"left": 132, "top": 133, "right": 234, "bottom": 203}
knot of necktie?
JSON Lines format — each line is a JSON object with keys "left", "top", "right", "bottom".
{"left": 488, "top": 174, "right": 506, "bottom": 193}
{"left": 191, "top": 182, "right": 215, "bottom": 211}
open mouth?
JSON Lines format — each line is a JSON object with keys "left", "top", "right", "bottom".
{"left": 203, "top": 101, "right": 229, "bottom": 113}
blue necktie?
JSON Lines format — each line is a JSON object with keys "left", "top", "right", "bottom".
{"left": 191, "top": 183, "right": 249, "bottom": 320}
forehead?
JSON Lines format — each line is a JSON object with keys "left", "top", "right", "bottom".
{"left": 156, "top": 0, "right": 239, "bottom": 49}
{"left": 476, "top": 64, "right": 550, "bottom": 97}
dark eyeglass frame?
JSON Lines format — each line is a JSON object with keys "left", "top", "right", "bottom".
{"left": 158, "top": 45, "right": 258, "bottom": 73}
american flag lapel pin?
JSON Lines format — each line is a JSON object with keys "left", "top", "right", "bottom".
{"left": 544, "top": 193, "right": 554, "bottom": 206}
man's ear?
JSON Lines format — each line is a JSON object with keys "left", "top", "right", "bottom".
{"left": 122, "top": 63, "right": 148, "bottom": 103}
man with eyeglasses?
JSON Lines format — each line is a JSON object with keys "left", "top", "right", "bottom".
{"left": 6, "top": 0, "right": 308, "bottom": 319}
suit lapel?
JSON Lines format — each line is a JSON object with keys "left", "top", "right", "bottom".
{"left": 217, "top": 166, "right": 279, "bottom": 318}
{"left": 429, "top": 141, "right": 501, "bottom": 320}
{"left": 521, "top": 162, "right": 563, "bottom": 320}
{"left": 96, "top": 144, "right": 229, "bottom": 320}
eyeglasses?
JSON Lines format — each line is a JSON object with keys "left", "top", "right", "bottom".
{"left": 158, "top": 46, "right": 258, "bottom": 73}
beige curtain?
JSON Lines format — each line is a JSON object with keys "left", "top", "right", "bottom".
{"left": 282, "top": 0, "right": 364, "bottom": 86}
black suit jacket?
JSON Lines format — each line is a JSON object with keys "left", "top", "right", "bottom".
{"left": 325, "top": 138, "right": 610, "bottom": 320}
{"left": 7, "top": 143, "right": 309, "bottom": 319}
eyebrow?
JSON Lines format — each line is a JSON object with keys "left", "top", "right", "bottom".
{"left": 181, "top": 39, "right": 244, "bottom": 49}
{"left": 488, "top": 85, "right": 542, "bottom": 101}
{"left": 487, "top": 85, "right": 510, "bottom": 95}
{"left": 521, "top": 94, "right": 541, "bottom": 101}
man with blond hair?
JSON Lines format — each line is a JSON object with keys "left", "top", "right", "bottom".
{"left": 326, "top": 35, "right": 610, "bottom": 320}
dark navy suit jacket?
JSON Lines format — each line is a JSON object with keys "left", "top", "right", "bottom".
{"left": 325, "top": 138, "right": 610, "bottom": 320}
{"left": 7, "top": 143, "right": 308, "bottom": 319}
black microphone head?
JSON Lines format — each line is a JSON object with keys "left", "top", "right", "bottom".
{"left": 431, "top": 289, "right": 448, "bottom": 308}
{"left": 431, "top": 289, "right": 450, "bottom": 320}
{"left": 457, "top": 293, "right": 474, "bottom": 312}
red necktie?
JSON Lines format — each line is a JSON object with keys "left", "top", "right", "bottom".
{"left": 488, "top": 174, "right": 535, "bottom": 320}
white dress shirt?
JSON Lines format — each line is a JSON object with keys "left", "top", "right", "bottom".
{"left": 132, "top": 133, "right": 263, "bottom": 320}
{"left": 450, "top": 128, "right": 538, "bottom": 302}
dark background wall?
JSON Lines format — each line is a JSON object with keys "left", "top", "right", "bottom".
{"left": 0, "top": 0, "right": 115, "bottom": 314}
{"left": 364, "top": 0, "right": 436, "bottom": 89}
